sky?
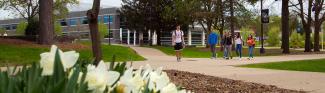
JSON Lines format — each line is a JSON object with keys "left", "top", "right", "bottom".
{"left": 0, "top": 0, "right": 281, "bottom": 20}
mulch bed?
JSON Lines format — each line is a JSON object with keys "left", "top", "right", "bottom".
{"left": 165, "top": 70, "right": 306, "bottom": 93}
{"left": 0, "top": 38, "right": 90, "bottom": 50}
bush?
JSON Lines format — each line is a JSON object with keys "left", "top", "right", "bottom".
{"left": 25, "top": 18, "right": 40, "bottom": 36}
{"left": 17, "top": 21, "right": 62, "bottom": 36}
{"left": 98, "top": 22, "right": 109, "bottom": 40}
{"left": 55, "top": 22, "right": 63, "bottom": 36}
{"left": 16, "top": 21, "right": 28, "bottom": 35}
{"left": 266, "top": 27, "right": 280, "bottom": 47}
{"left": 290, "top": 31, "right": 305, "bottom": 48}
{"left": 240, "top": 27, "right": 255, "bottom": 41}
{"left": 0, "top": 28, "right": 5, "bottom": 35}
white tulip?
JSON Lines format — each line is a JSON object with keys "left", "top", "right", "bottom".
{"left": 161, "top": 83, "right": 178, "bottom": 93}
{"left": 142, "top": 64, "right": 152, "bottom": 80}
{"left": 59, "top": 50, "right": 79, "bottom": 70}
{"left": 148, "top": 68, "right": 171, "bottom": 92}
{"left": 85, "top": 61, "right": 120, "bottom": 93}
{"left": 118, "top": 67, "right": 146, "bottom": 93}
{"left": 155, "top": 72, "right": 170, "bottom": 91}
{"left": 107, "top": 71, "right": 120, "bottom": 86}
{"left": 39, "top": 45, "right": 79, "bottom": 76}
{"left": 40, "top": 45, "right": 57, "bottom": 76}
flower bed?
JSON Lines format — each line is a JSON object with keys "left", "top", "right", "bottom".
{"left": 0, "top": 45, "right": 187, "bottom": 93}
{"left": 166, "top": 70, "right": 306, "bottom": 93}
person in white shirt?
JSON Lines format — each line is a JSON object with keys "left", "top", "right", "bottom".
{"left": 3, "top": 32, "right": 8, "bottom": 36}
{"left": 172, "top": 25, "right": 185, "bottom": 62}
{"left": 235, "top": 33, "right": 243, "bottom": 59}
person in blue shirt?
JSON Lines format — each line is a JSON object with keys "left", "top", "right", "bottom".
{"left": 208, "top": 32, "right": 219, "bottom": 59}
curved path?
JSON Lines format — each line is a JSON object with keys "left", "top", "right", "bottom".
{"left": 131, "top": 46, "right": 325, "bottom": 93}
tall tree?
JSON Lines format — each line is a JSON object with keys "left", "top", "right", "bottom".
{"left": 230, "top": 0, "right": 235, "bottom": 38}
{"left": 282, "top": 0, "right": 290, "bottom": 53}
{"left": 2, "top": 0, "right": 78, "bottom": 36}
{"left": 291, "top": 0, "right": 313, "bottom": 52}
{"left": 39, "top": 0, "right": 53, "bottom": 44}
{"left": 313, "top": 0, "right": 325, "bottom": 52}
{"left": 87, "top": 0, "right": 102, "bottom": 65}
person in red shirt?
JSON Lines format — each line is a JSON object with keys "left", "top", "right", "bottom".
{"left": 246, "top": 34, "right": 255, "bottom": 60}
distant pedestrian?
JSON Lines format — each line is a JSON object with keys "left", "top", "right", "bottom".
{"left": 247, "top": 34, "right": 255, "bottom": 60}
{"left": 208, "top": 32, "right": 219, "bottom": 59}
{"left": 235, "top": 33, "right": 243, "bottom": 60}
{"left": 221, "top": 34, "right": 226, "bottom": 58}
{"left": 3, "top": 32, "right": 7, "bottom": 36}
{"left": 224, "top": 32, "right": 232, "bottom": 60}
{"left": 172, "top": 25, "right": 185, "bottom": 62}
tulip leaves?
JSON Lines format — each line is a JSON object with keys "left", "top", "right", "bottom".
{"left": 0, "top": 45, "right": 187, "bottom": 93}
{"left": 0, "top": 48, "right": 89, "bottom": 93}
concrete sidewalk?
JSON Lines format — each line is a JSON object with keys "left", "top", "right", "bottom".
{"left": 130, "top": 46, "right": 325, "bottom": 93}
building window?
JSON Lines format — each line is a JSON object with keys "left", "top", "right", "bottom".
{"left": 60, "top": 20, "right": 67, "bottom": 26}
{"left": 103, "top": 15, "right": 113, "bottom": 24}
{"left": 103, "top": 15, "right": 109, "bottom": 23}
{"left": 109, "top": 16, "right": 113, "bottom": 24}
{"left": 98, "top": 16, "right": 102, "bottom": 23}
{"left": 69, "top": 18, "right": 77, "bottom": 26}
{"left": 11, "top": 24, "right": 17, "bottom": 30}
{"left": 82, "top": 17, "right": 88, "bottom": 24}
{"left": 4, "top": 25, "right": 11, "bottom": 30}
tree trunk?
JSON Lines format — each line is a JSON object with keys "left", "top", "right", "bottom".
{"left": 314, "top": 23, "right": 321, "bottom": 52}
{"left": 281, "top": 0, "right": 290, "bottom": 54}
{"left": 87, "top": 0, "right": 102, "bottom": 65}
{"left": 39, "top": 0, "right": 54, "bottom": 45}
{"left": 304, "top": 27, "right": 312, "bottom": 52}
{"left": 139, "top": 31, "right": 144, "bottom": 46}
{"left": 157, "top": 30, "right": 161, "bottom": 46}
{"left": 230, "top": 0, "right": 235, "bottom": 51}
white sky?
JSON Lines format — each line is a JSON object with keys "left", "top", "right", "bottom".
{"left": 0, "top": 0, "right": 282, "bottom": 20}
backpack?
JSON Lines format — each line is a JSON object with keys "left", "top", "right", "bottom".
{"left": 174, "top": 30, "right": 185, "bottom": 47}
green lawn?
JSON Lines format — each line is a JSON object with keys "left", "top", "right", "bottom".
{"left": 148, "top": 46, "right": 303, "bottom": 58}
{"left": 240, "top": 59, "right": 325, "bottom": 73}
{"left": 0, "top": 44, "right": 145, "bottom": 66}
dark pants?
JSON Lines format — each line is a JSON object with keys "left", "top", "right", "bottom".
{"left": 210, "top": 44, "right": 216, "bottom": 58}
{"left": 236, "top": 44, "right": 242, "bottom": 58}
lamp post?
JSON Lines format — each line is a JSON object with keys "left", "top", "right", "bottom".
{"left": 260, "top": 0, "right": 265, "bottom": 54}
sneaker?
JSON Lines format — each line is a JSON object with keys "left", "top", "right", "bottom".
{"left": 238, "top": 58, "right": 242, "bottom": 60}
{"left": 177, "top": 57, "right": 182, "bottom": 62}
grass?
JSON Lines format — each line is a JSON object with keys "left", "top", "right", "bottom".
{"left": 0, "top": 44, "right": 145, "bottom": 66}
{"left": 147, "top": 46, "right": 304, "bottom": 58}
{"left": 240, "top": 59, "right": 325, "bottom": 73}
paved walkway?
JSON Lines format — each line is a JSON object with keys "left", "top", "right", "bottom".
{"left": 130, "top": 46, "right": 325, "bottom": 93}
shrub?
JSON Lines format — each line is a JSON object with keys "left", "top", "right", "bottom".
{"left": 290, "top": 31, "right": 305, "bottom": 48}
{"left": 266, "top": 27, "right": 280, "bottom": 47}
{"left": 55, "top": 22, "right": 63, "bottom": 36}
{"left": 16, "top": 21, "right": 28, "bottom": 35}
{"left": 0, "top": 28, "right": 5, "bottom": 35}
{"left": 98, "top": 22, "right": 109, "bottom": 40}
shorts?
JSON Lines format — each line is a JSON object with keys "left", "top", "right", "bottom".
{"left": 174, "top": 43, "right": 183, "bottom": 51}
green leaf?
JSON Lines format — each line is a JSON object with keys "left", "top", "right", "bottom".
{"left": 53, "top": 49, "right": 65, "bottom": 83}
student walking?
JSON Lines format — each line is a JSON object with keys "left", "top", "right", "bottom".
{"left": 224, "top": 32, "right": 232, "bottom": 60}
{"left": 172, "top": 25, "right": 185, "bottom": 62}
{"left": 247, "top": 34, "right": 255, "bottom": 60}
{"left": 208, "top": 32, "right": 219, "bottom": 59}
{"left": 221, "top": 34, "right": 227, "bottom": 59}
{"left": 235, "top": 33, "right": 243, "bottom": 60}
